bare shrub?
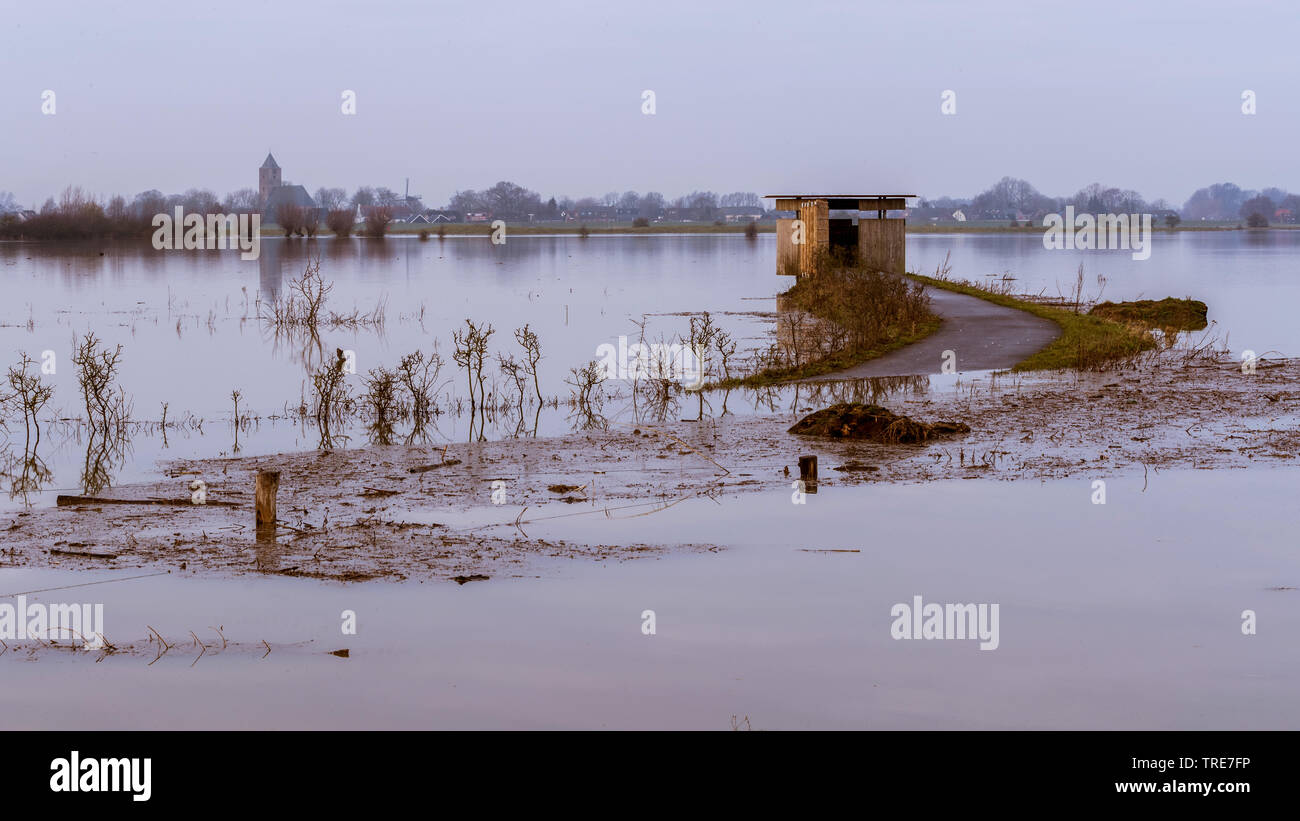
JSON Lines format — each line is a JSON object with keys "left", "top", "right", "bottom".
{"left": 361, "top": 365, "right": 400, "bottom": 445}
{"left": 565, "top": 359, "right": 607, "bottom": 430}
{"left": 2, "top": 352, "right": 55, "bottom": 444}
{"left": 451, "top": 319, "right": 494, "bottom": 414}
{"left": 326, "top": 209, "right": 353, "bottom": 237}
{"left": 514, "top": 323, "right": 543, "bottom": 405}
{"left": 312, "top": 348, "right": 354, "bottom": 448}
{"left": 71, "top": 332, "right": 131, "bottom": 435}
{"left": 362, "top": 206, "right": 393, "bottom": 238}
{"left": 784, "top": 248, "right": 931, "bottom": 352}
{"left": 397, "top": 349, "right": 442, "bottom": 436}
{"left": 278, "top": 204, "right": 306, "bottom": 236}
{"left": 498, "top": 352, "right": 527, "bottom": 412}
{"left": 260, "top": 260, "right": 384, "bottom": 333}
{"left": 713, "top": 328, "right": 737, "bottom": 382}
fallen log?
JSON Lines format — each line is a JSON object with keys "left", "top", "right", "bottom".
{"left": 49, "top": 547, "right": 118, "bottom": 559}
{"left": 408, "top": 459, "right": 462, "bottom": 473}
{"left": 56, "top": 495, "right": 239, "bottom": 508}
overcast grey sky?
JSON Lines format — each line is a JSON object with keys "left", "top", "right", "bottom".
{"left": 1, "top": 0, "right": 1295, "bottom": 208}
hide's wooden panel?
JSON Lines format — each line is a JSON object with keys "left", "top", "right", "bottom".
{"left": 857, "top": 198, "right": 907, "bottom": 212}
{"left": 776, "top": 219, "right": 801, "bottom": 276}
{"left": 798, "top": 200, "right": 829, "bottom": 274}
{"left": 859, "top": 218, "right": 906, "bottom": 274}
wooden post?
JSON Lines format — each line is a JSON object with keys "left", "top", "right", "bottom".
{"left": 255, "top": 470, "right": 281, "bottom": 533}
{"left": 798, "top": 455, "right": 818, "bottom": 489}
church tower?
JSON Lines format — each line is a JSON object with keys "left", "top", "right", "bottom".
{"left": 259, "top": 153, "right": 281, "bottom": 207}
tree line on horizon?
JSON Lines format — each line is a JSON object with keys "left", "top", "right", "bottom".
{"left": 2, "top": 177, "right": 1296, "bottom": 239}
{"left": 916, "top": 177, "right": 1299, "bottom": 226}
{"left": 0, "top": 183, "right": 766, "bottom": 239}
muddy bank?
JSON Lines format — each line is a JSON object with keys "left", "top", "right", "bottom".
{"left": 2, "top": 351, "right": 1297, "bottom": 582}
{"left": 788, "top": 403, "right": 969, "bottom": 442}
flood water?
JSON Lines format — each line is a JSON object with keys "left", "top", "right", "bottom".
{"left": 1, "top": 230, "right": 1297, "bottom": 507}
{"left": 3, "top": 469, "right": 1296, "bottom": 729}
{"left": 2, "top": 232, "right": 1298, "bottom": 729}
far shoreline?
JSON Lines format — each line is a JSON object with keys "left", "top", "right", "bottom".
{"left": 5, "top": 221, "right": 1291, "bottom": 243}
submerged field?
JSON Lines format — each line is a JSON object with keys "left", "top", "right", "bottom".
{"left": 2, "top": 232, "right": 1298, "bottom": 729}
{"left": 5, "top": 347, "right": 1296, "bottom": 583}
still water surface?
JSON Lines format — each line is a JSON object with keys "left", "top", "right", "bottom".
{"left": 0, "top": 231, "right": 1295, "bottom": 505}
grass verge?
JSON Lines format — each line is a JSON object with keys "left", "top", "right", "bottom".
{"left": 708, "top": 316, "right": 942, "bottom": 388}
{"left": 1089, "top": 297, "right": 1207, "bottom": 332}
{"left": 907, "top": 272, "right": 1156, "bottom": 371}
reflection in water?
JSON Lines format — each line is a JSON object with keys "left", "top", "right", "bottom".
{"left": 795, "top": 374, "right": 930, "bottom": 410}
{"left": 1, "top": 351, "right": 56, "bottom": 504}
{"left": 739, "top": 375, "right": 931, "bottom": 422}
{"left": 257, "top": 234, "right": 284, "bottom": 299}
{"left": 80, "top": 426, "right": 132, "bottom": 496}
{"left": 1, "top": 444, "right": 53, "bottom": 505}
{"left": 254, "top": 530, "right": 283, "bottom": 573}
{"left": 4, "top": 232, "right": 1296, "bottom": 500}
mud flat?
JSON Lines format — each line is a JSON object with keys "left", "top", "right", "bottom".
{"left": 2, "top": 351, "right": 1297, "bottom": 582}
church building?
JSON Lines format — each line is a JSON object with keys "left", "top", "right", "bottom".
{"left": 258, "top": 153, "right": 318, "bottom": 225}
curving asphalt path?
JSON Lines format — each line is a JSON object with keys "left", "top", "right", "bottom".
{"left": 812, "top": 287, "right": 1061, "bottom": 380}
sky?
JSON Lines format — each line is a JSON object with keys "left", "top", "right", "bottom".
{"left": 1, "top": 0, "right": 1296, "bottom": 209}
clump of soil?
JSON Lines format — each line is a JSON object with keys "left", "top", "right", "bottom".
{"left": 1089, "top": 298, "right": 1208, "bottom": 332}
{"left": 788, "top": 403, "right": 970, "bottom": 443}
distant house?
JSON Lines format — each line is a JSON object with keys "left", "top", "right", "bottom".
{"left": 576, "top": 205, "right": 617, "bottom": 222}
{"left": 405, "top": 212, "right": 432, "bottom": 225}
{"left": 426, "top": 210, "right": 460, "bottom": 223}
{"left": 465, "top": 212, "right": 491, "bottom": 223}
{"left": 719, "top": 206, "right": 765, "bottom": 223}
{"left": 1275, "top": 208, "right": 1295, "bottom": 224}
{"left": 952, "top": 210, "right": 966, "bottom": 222}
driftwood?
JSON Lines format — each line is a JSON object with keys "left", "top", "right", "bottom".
{"left": 55, "top": 495, "right": 238, "bottom": 508}
{"left": 49, "top": 547, "right": 118, "bottom": 559}
{"left": 408, "top": 459, "right": 462, "bottom": 473}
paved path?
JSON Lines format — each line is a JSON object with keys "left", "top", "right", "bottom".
{"left": 813, "top": 287, "right": 1061, "bottom": 380}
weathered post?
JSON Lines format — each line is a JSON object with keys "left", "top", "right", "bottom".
{"left": 798, "top": 455, "right": 818, "bottom": 490}
{"left": 255, "top": 470, "right": 281, "bottom": 534}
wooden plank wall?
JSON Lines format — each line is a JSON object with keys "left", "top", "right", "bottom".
{"left": 775, "top": 219, "right": 800, "bottom": 276}
{"left": 798, "top": 199, "right": 828, "bottom": 274}
{"left": 775, "top": 199, "right": 829, "bottom": 276}
{"left": 858, "top": 218, "right": 906, "bottom": 273}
